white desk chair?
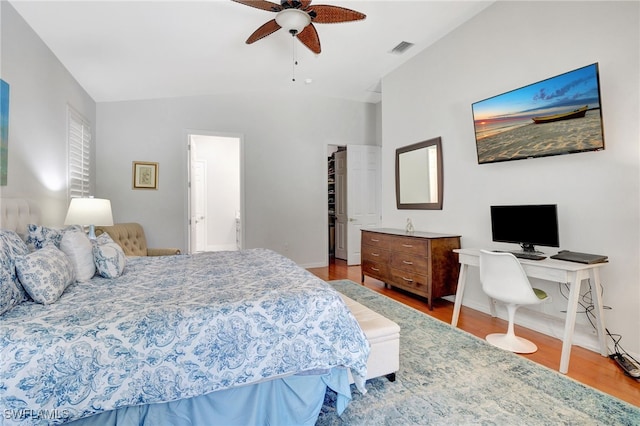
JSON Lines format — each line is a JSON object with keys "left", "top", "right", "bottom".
{"left": 479, "top": 250, "right": 550, "bottom": 353}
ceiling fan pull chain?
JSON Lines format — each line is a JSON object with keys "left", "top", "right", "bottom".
{"left": 291, "top": 33, "right": 298, "bottom": 82}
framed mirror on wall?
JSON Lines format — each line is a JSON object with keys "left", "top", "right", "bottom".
{"left": 395, "top": 136, "right": 443, "bottom": 210}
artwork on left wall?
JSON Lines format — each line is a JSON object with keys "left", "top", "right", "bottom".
{"left": 0, "top": 79, "right": 9, "bottom": 186}
{"left": 132, "top": 161, "right": 159, "bottom": 190}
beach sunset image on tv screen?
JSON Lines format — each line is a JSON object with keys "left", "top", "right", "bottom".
{"left": 472, "top": 63, "right": 605, "bottom": 164}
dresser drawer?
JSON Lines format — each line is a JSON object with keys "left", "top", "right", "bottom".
{"left": 361, "top": 231, "right": 395, "bottom": 249}
{"left": 387, "top": 236, "right": 429, "bottom": 256}
{"left": 388, "top": 268, "right": 430, "bottom": 298}
{"left": 390, "top": 252, "right": 429, "bottom": 274}
{"left": 361, "top": 245, "right": 391, "bottom": 263}
{"left": 361, "top": 259, "right": 388, "bottom": 281}
{"left": 363, "top": 231, "right": 430, "bottom": 256}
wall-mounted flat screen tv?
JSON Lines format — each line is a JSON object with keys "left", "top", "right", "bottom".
{"left": 472, "top": 63, "right": 605, "bottom": 164}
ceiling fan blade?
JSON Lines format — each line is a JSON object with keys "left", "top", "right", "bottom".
{"left": 232, "top": 0, "right": 282, "bottom": 12}
{"left": 299, "top": 0, "right": 312, "bottom": 8}
{"left": 309, "top": 5, "right": 366, "bottom": 23}
{"left": 296, "top": 24, "right": 321, "bottom": 54}
{"left": 246, "top": 19, "right": 282, "bottom": 44}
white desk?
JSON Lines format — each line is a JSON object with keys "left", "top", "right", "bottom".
{"left": 452, "top": 248, "right": 608, "bottom": 374}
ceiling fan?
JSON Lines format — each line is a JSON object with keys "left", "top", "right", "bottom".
{"left": 232, "top": 0, "right": 366, "bottom": 54}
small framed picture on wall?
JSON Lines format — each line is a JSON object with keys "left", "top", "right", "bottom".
{"left": 132, "top": 161, "right": 158, "bottom": 190}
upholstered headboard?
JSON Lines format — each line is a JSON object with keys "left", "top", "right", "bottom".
{"left": 0, "top": 199, "right": 40, "bottom": 236}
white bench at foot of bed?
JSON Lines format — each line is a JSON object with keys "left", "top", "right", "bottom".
{"left": 340, "top": 294, "right": 400, "bottom": 383}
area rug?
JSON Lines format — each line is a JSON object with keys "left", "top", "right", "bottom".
{"left": 318, "top": 279, "right": 640, "bottom": 425}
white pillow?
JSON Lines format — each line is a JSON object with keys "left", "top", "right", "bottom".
{"left": 60, "top": 229, "right": 96, "bottom": 282}
{"left": 93, "top": 233, "right": 126, "bottom": 278}
{"left": 15, "top": 245, "right": 76, "bottom": 304}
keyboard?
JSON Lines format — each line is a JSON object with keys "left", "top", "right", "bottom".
{"left": 512, "top": 252, "right": 546, "bottom": 261}
{"left": 493, "top": 250, "right": 546, "bottom": 261}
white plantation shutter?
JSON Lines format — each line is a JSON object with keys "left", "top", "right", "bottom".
{"left": 67, "top": 106, "right": 91, "bottom": 199}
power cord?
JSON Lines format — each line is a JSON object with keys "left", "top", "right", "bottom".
{"left": 557, "top": 279, "right": 606, "bottom": 333}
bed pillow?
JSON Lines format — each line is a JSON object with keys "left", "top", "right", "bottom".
{"left": 25, "top": 224, "right": 64, "bottom": 250}
{"left": 0, "top": 268, "right": 24, "bottom": 315}
{"left": 15, "top": 245, "right": 76, "bottom": 304}
{"left": 60, "top": 228, "right": 96, "bottom": 282}
{"left": 25, "top": 224, "right": 84, "bottom": 251}
{"left": 0, "top": 230, "right": 30, "bottom": 305}
{"left": 93, "top": 233, "right": 126, "bottom": 278}
{"left": 0, "top": 229, "right": 29, "bottom": 257}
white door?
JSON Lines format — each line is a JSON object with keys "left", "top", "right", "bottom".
{"left": 334, "top": 150, "right": 348, "bottom": 260}
{"left": 346, "top": 145, "right": 381, "bottom": 265}
{"left": 190, "top": 160, "right": 207, "bottom": 252}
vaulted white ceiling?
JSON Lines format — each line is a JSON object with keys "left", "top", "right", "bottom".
{"left": 9, "top": 0, "right": 494, "bottom": 103}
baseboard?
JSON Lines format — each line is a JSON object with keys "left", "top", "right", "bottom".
{"left": 299, "top": 261, "right": 328, "bottom": 269}
{"left": 206, "top": 244, "right": 238, "bottom": 251}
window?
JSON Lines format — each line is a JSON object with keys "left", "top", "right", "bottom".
{"left": 67, "top": 106, "right": 91, "bottom": 199}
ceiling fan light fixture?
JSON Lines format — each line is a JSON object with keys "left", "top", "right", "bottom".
{"left": 275, "top": 8, "right": 311, "bottom": 34}
{"left": 234, "top": 0, "right": 365, "bottom": 54}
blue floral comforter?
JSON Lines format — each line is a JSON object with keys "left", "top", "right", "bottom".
{"left": 0, "top": 249, "right": 370, "bottom": 424}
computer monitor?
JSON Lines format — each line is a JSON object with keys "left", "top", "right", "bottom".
{"left": 490, "top": 204, "right": 560, "bottom": 253}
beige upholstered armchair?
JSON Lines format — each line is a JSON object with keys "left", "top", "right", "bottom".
{"left": 95, "top": 223, "right": 181, "bottom": 256}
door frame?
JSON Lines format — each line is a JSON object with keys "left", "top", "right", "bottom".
{"left": 334, "top": 149, "right": 347, "bottom": 261}
{"left": 186, "top": 130, "right": 245, "bottom": 254}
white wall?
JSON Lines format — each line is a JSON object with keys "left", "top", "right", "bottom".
{"left": 382, "top": 1, "right": 640, "bottom": 357}
{"left": 96, "top": 93, "right": 378, "bottom": 266}
{"left": 0, "top": 2, "right": 96, "bottom": 225}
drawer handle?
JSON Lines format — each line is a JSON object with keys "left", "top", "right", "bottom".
{"left": 371, "top": 253, "right": 380, "bottom": 257}
{"left": 402, "top": 260, "right": 413, "bottom": 265}
{"left": 402, "top": 244, "right": 413, "bottom": 248}
{"left": 401, "top": 277, "right": 414, "bottom": 282}
{"left": 371, "top": 238, "right": 380, "bottom": 242}
{"left": 371, "top": 267, "right": 380, "bottom": 271}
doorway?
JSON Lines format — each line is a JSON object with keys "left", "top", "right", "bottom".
{"left": 188, "top": 133, "right": 243, "bottom": 253}
{"left": 327, "top": 144, "right": 381, "bottom": 265}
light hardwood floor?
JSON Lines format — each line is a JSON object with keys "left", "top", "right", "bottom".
{"left": 307, "top": 259, "right": 640, "bottom": 407}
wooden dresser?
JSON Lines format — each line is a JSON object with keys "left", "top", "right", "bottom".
{"left": 361, "top": 228, "right": 461, "bottom": 310}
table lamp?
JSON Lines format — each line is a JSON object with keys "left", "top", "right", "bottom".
{"left": 64, "top": 197, "right": 114, "bottom": 239}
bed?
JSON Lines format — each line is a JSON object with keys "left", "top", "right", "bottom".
{"left": 0, "top": 199, "right": 370, "bottom": 425}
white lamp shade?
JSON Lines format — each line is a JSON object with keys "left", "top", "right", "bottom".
{"left": 64, "top": 198, "right": 114, "bottom": 226}
{"left": 275, "top": 9, "right": 311, "bottom": 34}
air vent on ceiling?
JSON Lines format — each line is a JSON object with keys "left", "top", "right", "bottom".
{"left": 389, "top": 41, "right": 414, "bottom": 55}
